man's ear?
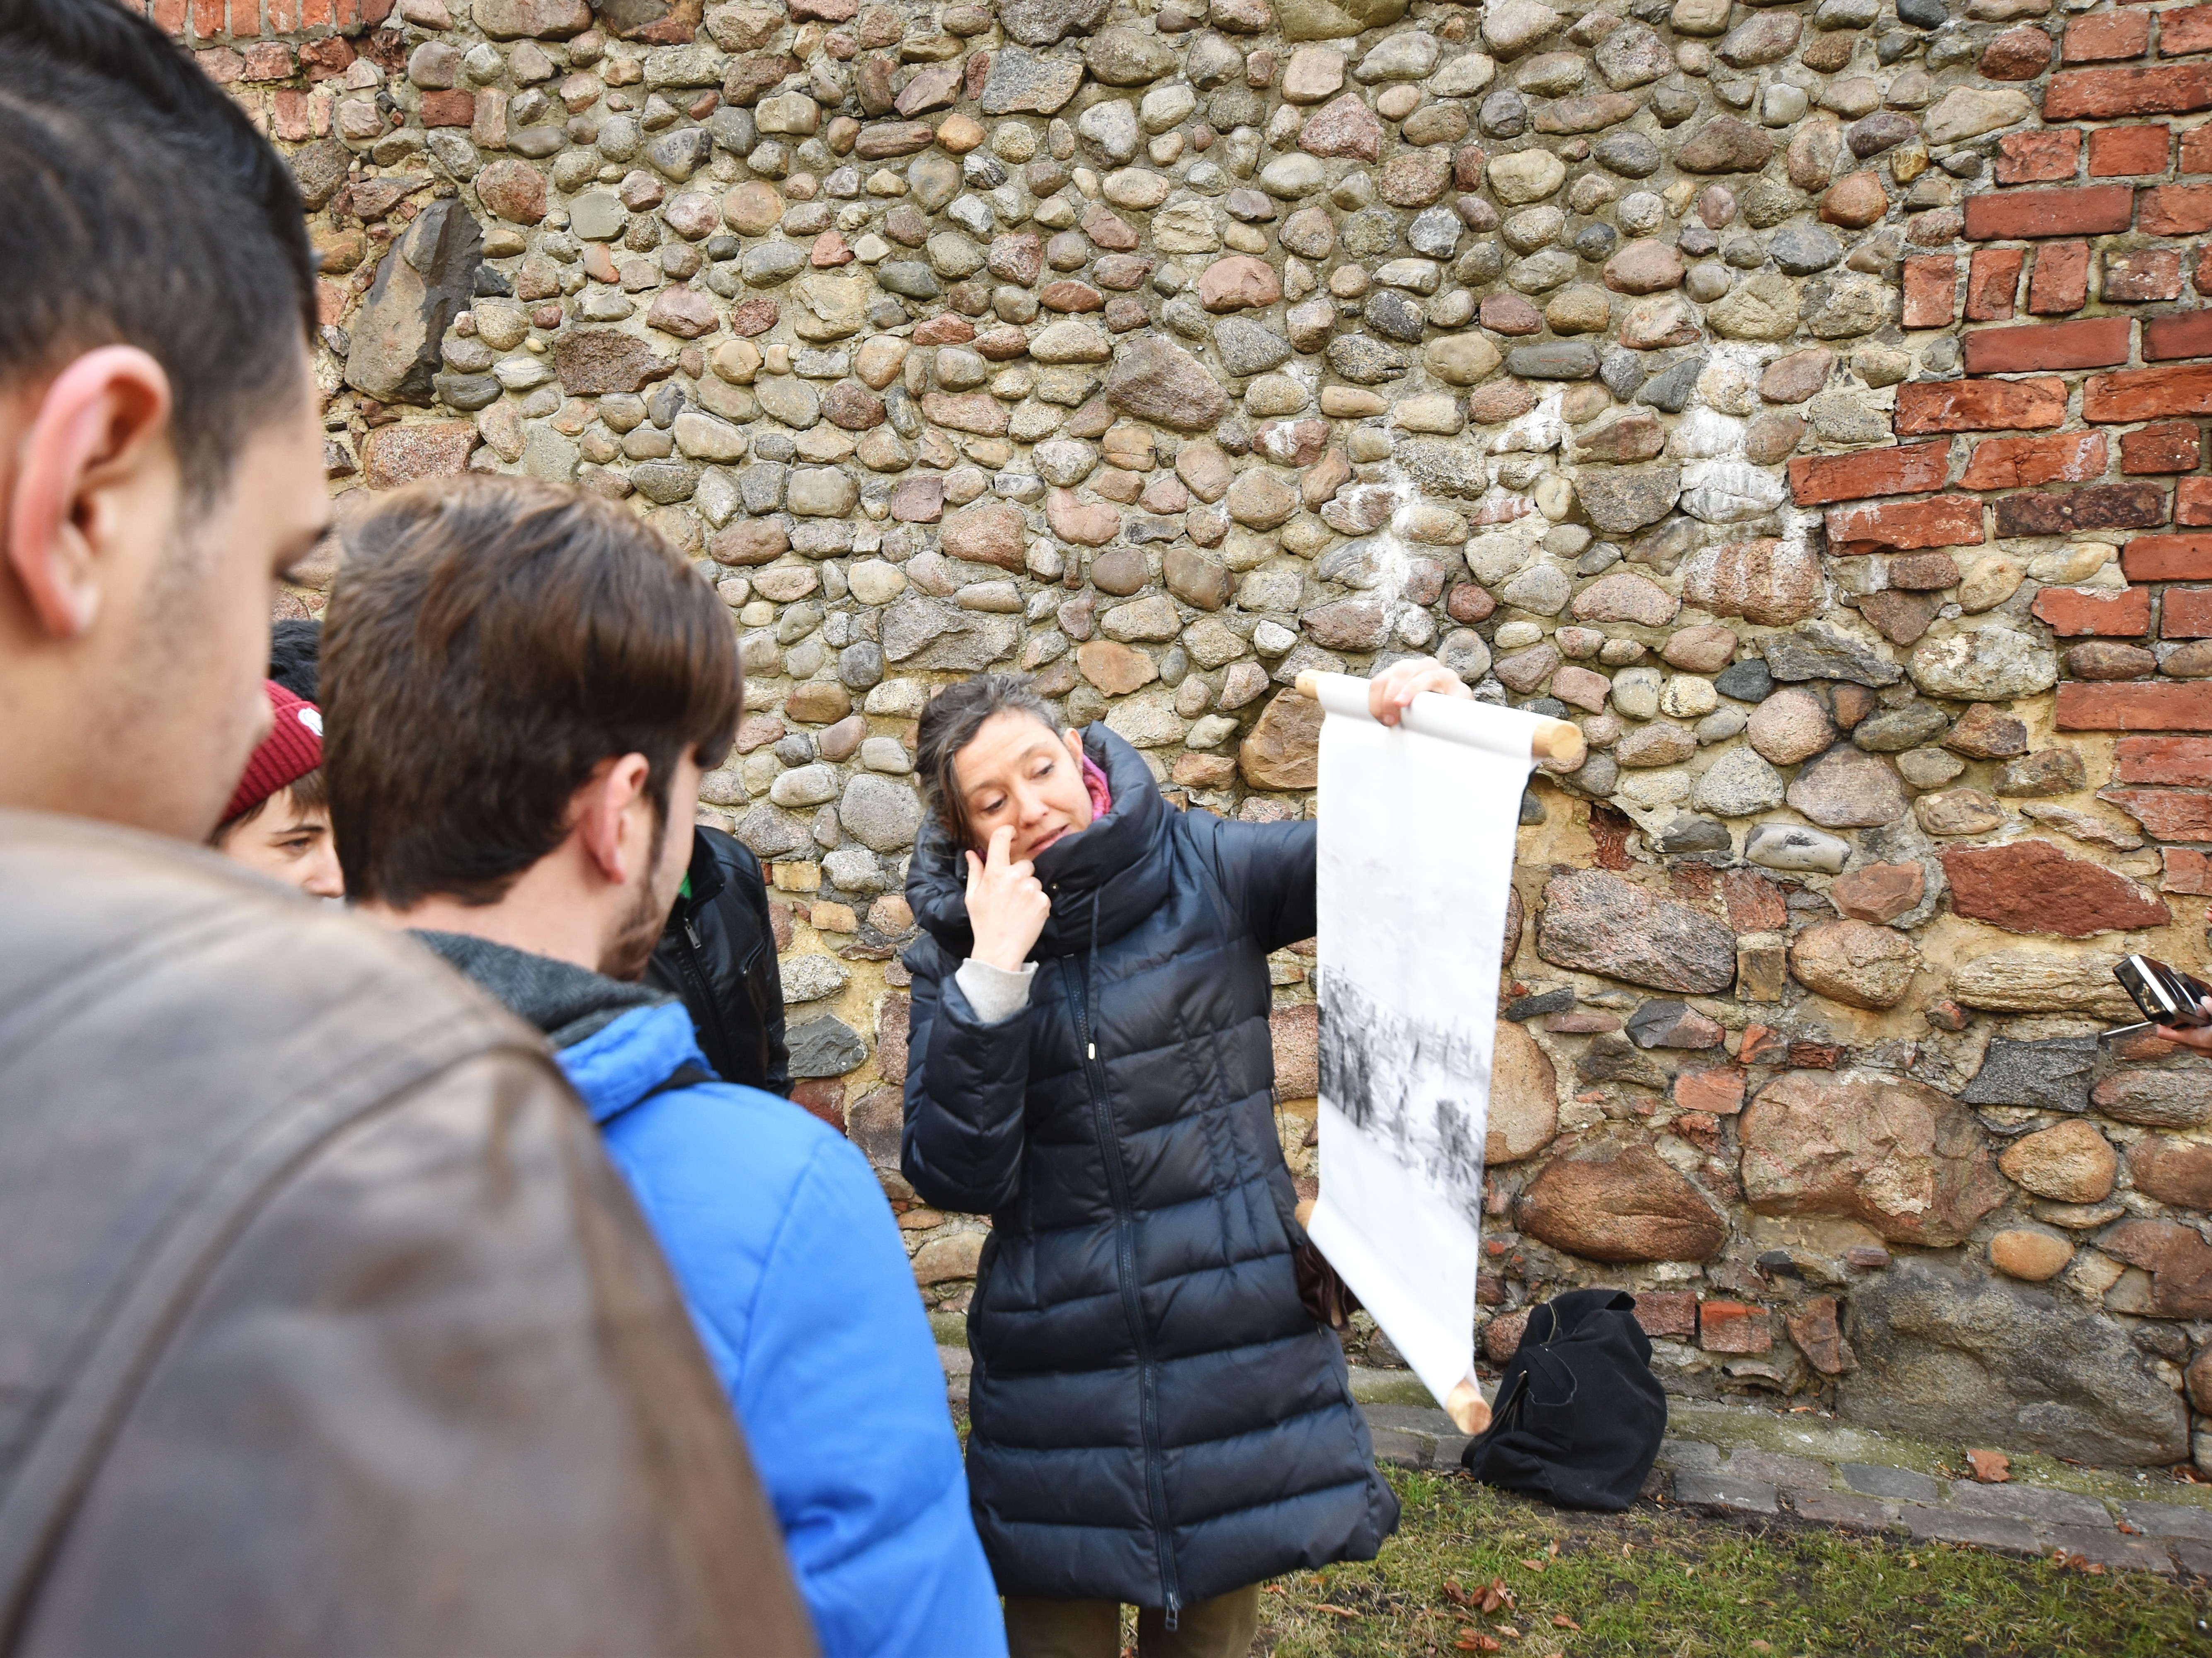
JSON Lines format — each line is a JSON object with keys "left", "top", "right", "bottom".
{"left": 572, "top": 753, "right": 655, "bottom": 885}
{"left": 5, "top": 347, "right": 175, "bottom": 640}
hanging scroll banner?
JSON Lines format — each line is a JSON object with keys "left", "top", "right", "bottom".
{"left": 1295, "top": 671, "right": 1585, "bottom": 1435}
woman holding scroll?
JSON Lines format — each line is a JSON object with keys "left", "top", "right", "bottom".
{"left": 901, "top": 660, "right": 1468, "bottom": 1658}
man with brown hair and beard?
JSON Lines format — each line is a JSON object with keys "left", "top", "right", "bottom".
{"left": 327, "top": 475, "right": 1005, "bottom": 1658}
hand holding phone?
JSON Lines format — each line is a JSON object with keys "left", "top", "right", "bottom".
{"left": 2110, "top": 955, "right": 2212, "bottom": 1051}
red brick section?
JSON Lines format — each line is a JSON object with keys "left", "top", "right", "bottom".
{"left": 2140, "top": 182, "right": 2212, "bottom": 234}
{"left": 2066, "top": 9, "right": 2153, "bottom": 60}
{"left": 2105, "top": 248, "right": 2185, "bottom": 301}
{"left": 2188, "top": 128, "right": 2212, "bottom": 172}
{"left": 1961, "top": 315, "right": 2130, "bottom": 374}
{"left": 1902, "top": 257, "right": 1957, "bottom": 328}
{"left": 420, "top": 90, "right": 475, "bottom": 126}
{"left": 1824, "top": 495, "right": 1985, "bottom": 554}
{"left": 2165, "top": 850, "right": 2212, "bottom": 893}
{"left": 1966, "top": 248, "right": 2025, "bottom": 320}
{"left": 2028, "top": 240, "right": 2092, "bottom": 313}
{"left": 1994, "top": 481, "right": 2167, "bottom": 535}
{"left": 2045, "top": 65, "right": 2212, "bottom": 119}
{"left": 2115, "top": 735, "right": 2212, "bottom": 781}
{"left": 2086, "top": 363, "right": 2212, "bottom": 420}
{"left": 1786, "top": 442, "right": 1950, "bottom": 507}
{"left": 2125, "top": 532, "right": 2212, "bottom": 577}
{"left": 2122, "top": 421, "right": 2201, "bottom": 473}
{"left": 2099, "top": 790, "right": 2212, "bottom": 838}
{"left": 2060, "top": 683, "right": 2212, "bottom": 730}
{"left": 2165, "top": 588, "right": 2212, "bottom": 635}
{"left": 1999, "top": 129, "right": 2082, "bottom": 184}
{"left": 2164, "top": 6, "right": 2212, "bottom": 56}
{"left": 2032, "top": 585, "right": 2154, "bottom": 635}
{"left": 2143, "top": 310, "right": 2212, "bottom": 359}
{"left": 1942, "top": 840, "right": 2171, "bottom": 937}
{"left": 2089, "top": 124, "right": 2173, "bottom": 174}
{"left": 1631, "top": 1292, "right": 1697, "bottom": 1340}
{"left": 2183, "top": 477, "right": 2212, "bottom": 522}
{"left": 1895, "top": 377, "right": 2066, "bottom": 433}
{"left": 1698, "top": 1302, "right": 1771, "bottom": 1355}
{"left": 1962, "top": 184, "right": 2134, "bottom": 240}
{"left": 1960, "top": 429, "right": 2107, "bottom": 487}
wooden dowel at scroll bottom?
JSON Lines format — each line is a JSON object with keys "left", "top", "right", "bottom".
{"left": 1293, "top": 670, "right": 1586, "bottom": 771}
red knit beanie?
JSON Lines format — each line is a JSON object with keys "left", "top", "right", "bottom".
{"left": 223, "top": 680, "right": 325, "bottom": 824}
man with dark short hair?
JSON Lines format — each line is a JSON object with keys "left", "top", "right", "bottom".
{"left": 329, "top": 475, "right": 1005, "bottom": 1658}
{"left": 0, "top": 3, "right": 811, "bottom": 1652}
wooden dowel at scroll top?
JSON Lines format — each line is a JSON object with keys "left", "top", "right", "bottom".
{"left": 1292, "top": 670, "right": 1586, "bottom": 770}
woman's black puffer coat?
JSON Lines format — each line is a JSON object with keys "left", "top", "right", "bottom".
{"left": 901, "top": 725, "right": 1397, "bottom": 1614}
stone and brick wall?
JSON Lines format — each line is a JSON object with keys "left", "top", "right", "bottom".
{"left": 188, "top": 0, "right": 2212, "bottom": 1466}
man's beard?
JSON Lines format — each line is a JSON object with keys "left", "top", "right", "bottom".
{"left": 598, "top": 808, "right": 674, "bottom": 981}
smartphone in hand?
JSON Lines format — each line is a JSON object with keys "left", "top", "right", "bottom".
{"left": 2115, "top": 955, "right": 2212, "bottom": 1030}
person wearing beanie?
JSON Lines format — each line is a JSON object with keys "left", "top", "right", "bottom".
{"left": 211, "top": 680, "right": 341, "bottom": 898}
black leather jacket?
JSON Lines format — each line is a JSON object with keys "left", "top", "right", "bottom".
{"left": 649, "top": 826, "right": 791, "bottom": 1096}
{"left": 0, "top": 811, "right": 816, "bottom": 1658}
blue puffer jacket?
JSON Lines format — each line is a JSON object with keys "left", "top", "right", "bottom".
{"left": 417, "top": 933, "right": 1005, "bottom": 1658}
{"left": 900, "top": 728, "right": 1397, "bottom": 1614}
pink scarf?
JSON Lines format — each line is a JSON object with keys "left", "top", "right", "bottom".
{"left": 1081, "top": 753, "right": 1113, "bottom": 822}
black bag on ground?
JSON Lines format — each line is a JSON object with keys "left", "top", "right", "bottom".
{"left": 1459, "top": 1288, "right": 1666, "bottom": 1511}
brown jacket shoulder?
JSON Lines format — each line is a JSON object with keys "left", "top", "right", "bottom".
{"left": 0, "top": 812, "right": 816, "bottom": 1658}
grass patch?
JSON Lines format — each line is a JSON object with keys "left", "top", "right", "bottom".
{"left": 1259, "top": 1469, "right": 2212, "bottom": 1658}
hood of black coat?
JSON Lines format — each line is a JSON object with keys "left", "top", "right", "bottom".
{"left": 907, "top": 725, "right": 1175, "bottom": 961}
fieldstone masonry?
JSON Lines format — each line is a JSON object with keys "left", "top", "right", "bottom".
{"left": 174, "top": 0, "right": 2212, "bottom": 1469}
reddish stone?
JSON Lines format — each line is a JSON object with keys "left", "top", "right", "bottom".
{"left": 1786, "top": 1297, "right": 1855, "bottom": 1376}
{"left": 888, "top": 474, "right": 944, "bottom": 522}
{"left": 2099, "top": 1220, "right": 2212, "bottom": 1318}
{"left": 2115, "top": 735, "right": 2212, "bottom": 785}
{"left": 2085, "top": 362, "right": 2212, "bottom": 421}
{"left": 2140, "top": 182, "right": 2212, "bottom": 234}
{"left": 1446, "top": 582, "right": 1496, "bottom": 623}
{"left": 1080, "top": 204, "right": 1138, "bottom": 250}
{"left": 2067, "top": 641, "right": 2158, "bottom": 678}
{"left": 1297, "top": 91, "right": 1382, "bottom": 161}
{"left": 1721, "top": 868, "right": 1788, "bottom": 932}
{"left": 1966, "top": 247, "right": 2026, "bottom": 320}
{"left": 2166, "top": 848, "right": 2212, "bottom": 891}
{"left": 1824, "top": 494, "right": 1984, "bottom": 554}
{"left": 1942, "top": 839, "right": 2170, "bottom": 937}
{"left": 420, "top": 88, "right": 475, "bottom": 126}
{"left": 1674, "top": 1067, "right": 1746, "bottom": 1117}
{"left": 2128, "top": 1137, "right": 2212, "bottom": 1210}
{"left": 2142, "top": 309, "right": 2212, "bottom": 359}
{"left": 1786, "top": 442, "right": 1948, "bottom": 508}
{"left": 1962, "top": 184, "right": 2133, "bottom": 240}
{"left": 2188, "top": 127, "right": 2212, "bottom": 172}
{"left": 1902, "top": 256, "right": 1957, "bottom": 329}
{"left": 1996, "top": 128, "right": 2081, "bottom": 185}
{"left": 1962, "top": 315, "right": 2128, "bottom": 373}
{"left": 920, "top": 391, "right": 1009, "bottom": 435}
{"left": 2122, "top": 420, "right": 2201, "bottom": 473}
{"left": 2177, "top": 478, "right": 2212, "bottom": 522}
{"left": 2089, "top": 123, "right": 2172, "bottom": 175}
{"left": 2066, "top": 10, "right": 2153, "bottom": 62}
{"left": 2044, "top": 65, "right": 2212, "bottom": 120}
{"left": 1196, "top": 254, "right": 1281, "bottom": 313}
{"left": 1045, "top": 488, "right": 1119, "bottom": 545}
{"left": 1699, "top": 1301, "right": 1772, "bottom": 1355}
{"left": 1631, "top": 1290, "right": 1698, "bottom": 1339}
{"left": 1993, "top": 481, "right": 2167, "bottom": 536}
{"left": 2034, "top": 585, "right": 2154, "bottom": 636}
{"left": 2060, "top": 681, "right": 2212, "bottom": 729}
{"left": 2164, "top": 588, "right": 2212, "bottom": 636}
{"left": 2028, "top": 240, "right": 2092, "bottom": 314}
{"left": 791, "top": 1079, "right": 847, "bottom": 1131}
{"left": 1830, "top": 862, "right": 1926, "bottom": 924}
{"left": 2100, "top": 788, "right": 2212, "bottom": 837}
{"left": 2163, "top": 5, "right": 2212, "bottom": 56}
{"left": 1895, "top": 377, "right": 2066, "bottom": 433}
{"left": 1960, "top": 429, "right": 2106, "bottom": 488}
{"left": 362, "top": 420, "right": 475, "bottom": 489}
{"left": 1985, "top": 24, "right": 2055, "bottom": 78}
{"left": 2106, "top": 248, "right": 2186, "bottom": 302}
{"left": 1518, "top": 1142, "right": 1728, "bottom": 1265}
{"left": 1480, "top": 293, "right": 1544, "bottom": 335}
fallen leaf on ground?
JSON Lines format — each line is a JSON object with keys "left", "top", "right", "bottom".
{"left": 1965, "top": 1449, "right": 2010, "bottom": 1483}
{"left": 1518, "top": 1559, "right": 1547, "bottom": 1572}
{"left": 1454, "top": 1636, "right": 1501, "bottom": 1653}
{"left": 1310, "top": 1604, "right": 1360, "bottom": 1619}
{"left": 1551, "top": 1614, "right": 1581, "bottom": 1630}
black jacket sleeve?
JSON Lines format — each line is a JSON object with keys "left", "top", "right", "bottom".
{"left": 899, "top": 936, "right": 1034, "bottom": 1216}
{"left": 1199, "top": 815, "right": 1318, "bottom": 953}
